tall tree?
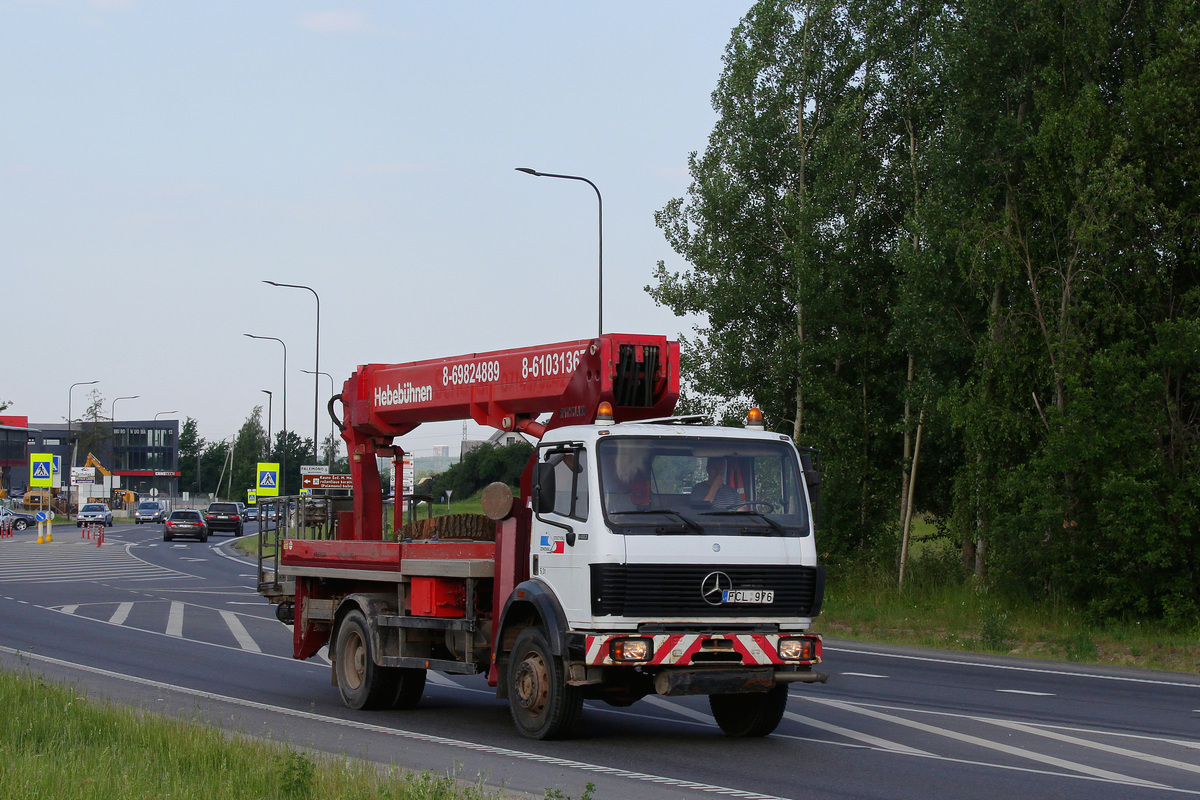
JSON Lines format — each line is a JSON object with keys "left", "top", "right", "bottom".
{"left": 178, "top": 417, "right": 205, "bottom": 496}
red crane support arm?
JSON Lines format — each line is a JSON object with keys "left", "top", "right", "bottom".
{"left": 337, "top": 334, "right": 679, "bottom": 540}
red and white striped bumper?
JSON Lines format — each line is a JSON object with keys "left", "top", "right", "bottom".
{"left": 584, "top": 633, "right": 822, "bottom": 667}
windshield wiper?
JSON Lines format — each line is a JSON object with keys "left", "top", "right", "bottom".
{"left": 700, "top": 510, "right": 788, "bottom": 536}
{"left": 611, "top": 509, "right": 704, "bottom": 534}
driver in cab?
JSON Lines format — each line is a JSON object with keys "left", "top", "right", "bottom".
{"left": 690, "top": 457, "right": 740, "bottom": 510}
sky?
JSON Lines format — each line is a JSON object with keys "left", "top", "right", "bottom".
{"left": 2, "top": 0, "right": 753, "bottom": 458}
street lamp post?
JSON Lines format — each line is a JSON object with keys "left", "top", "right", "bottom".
{"left": 261, "top": 390, "right": 273, "bottom": 460}
{"left": 264, "top": 281, "right": 319, "bottom": 466}
{"left": 67, "top": 380, "right": 99, "bottom": 520}
{"left": 301, "top": 369, "right": 335, "bottom": 464}
{"left": 68, "top": 380, "right": 99, "bottom": 469}
{"left": 154, "top": 411, "right": 177, "bottom": 421}
{"left": 516, "top": 167, "right": 603, "bottom": 337}
{"left": 245, "top": 334, "right": 287, "bottom": 493}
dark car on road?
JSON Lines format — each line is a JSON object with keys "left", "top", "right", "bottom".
{"left": 164, "top": 509, "right": 207, "bottom": 542}
{"left": 204, "top": 502, "right": 244, "bottom": 536}
{"left": 134, "top": 501, "right": 168, "bottom": 524}
{"left": 0, "top": 506, "right": 36, "bottom": 531}
{"left": 244, "top": 506, "right": 259, "bottom": 522}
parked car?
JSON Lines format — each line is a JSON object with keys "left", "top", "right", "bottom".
{"left": 134, "top": 501, "right": 168, "bottom": 524}
{"left": 204, "top": 502, "right": 244, "bottom": 536}
{"left": 76, "top": 503, "right": 114, "bottom": 527}
{"left": 0, "top": 506, "right": 36, "bottom": 531}
{"left": 244, "top": 506, "right": 259, "bottom": 522}
{"left": 164, "top": 509, "right": 207, "bottom": 542}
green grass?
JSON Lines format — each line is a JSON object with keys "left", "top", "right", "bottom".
{"left": 0, "top": 667, "right": 542, "bottom": 800}
{"left": 819, "top": 534, "right": 1200, "bottom": 673}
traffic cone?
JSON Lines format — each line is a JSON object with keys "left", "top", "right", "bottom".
{"left": 97, "top": 527, "right": 104, "bottom": 547}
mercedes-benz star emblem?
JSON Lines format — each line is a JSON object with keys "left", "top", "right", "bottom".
{"left": 701, "top": 571, "right": 732, "bottom": 606}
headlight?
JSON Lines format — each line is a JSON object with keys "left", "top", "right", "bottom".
{"left": 610, "top": 638, "right": 653, "bottom": 662}
{"left": 778, "top": 637, "right": 817, "bottom": 661}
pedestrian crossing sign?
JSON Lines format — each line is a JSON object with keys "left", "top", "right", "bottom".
{"left": 256, "top": 462, "right": 280, "bottom": 497}
{"left": 30, "top": 454, "right": 54, "bottom": 487}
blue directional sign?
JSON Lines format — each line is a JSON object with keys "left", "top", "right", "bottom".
{"left": 52, "top": 455, "right": 60, "bottom": 475}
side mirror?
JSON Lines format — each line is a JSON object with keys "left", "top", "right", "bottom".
{"left": 532, "top": 462, "right": 556, "bottom": 514}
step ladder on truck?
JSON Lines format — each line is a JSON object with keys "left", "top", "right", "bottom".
{"left": 257, "top": 334, "right": 827, "bottom": 740}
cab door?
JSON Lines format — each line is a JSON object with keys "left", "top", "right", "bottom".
{"left": 531, "top": 445, "right": 598, "bottom": 622}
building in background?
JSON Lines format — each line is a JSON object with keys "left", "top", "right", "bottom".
{"left": 0, "top": 415, "right": 33, "bottom": 498}
{"left": 26, "top": 419, "right": 181, "bottom": 498}
{"left": 432, "top": 444, "right": 450, "bottom": 458}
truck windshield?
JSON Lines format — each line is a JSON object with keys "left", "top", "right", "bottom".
{"left": 597, "top": 436, "right": 809, "bottom": 537}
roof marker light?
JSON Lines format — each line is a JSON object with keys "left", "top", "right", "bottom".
{"left": 596, "top": 401, "right": 615, "bottom": 426}
{"left": 745, "top": 407, "right": 765, "bottom": 430}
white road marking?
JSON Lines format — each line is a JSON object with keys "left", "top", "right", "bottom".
{"left": 316, "top": 645, "right": 332, "bottom": 666}
{"left": 425, "top": 671, "right": 457, "bottom": 687}
{"left": 980, "top": 717, "right": 1200, "bottom": 777}
{"left": 61, "top": 604, "right": 78, "bottom": 615}
{"left": 802, "top": 696, "right": 1168, "bottom": 788}
{"left": 996, "top": 689, "right": 1055, "bottom": 696}
{"left": 641, "top": 695, "right": 714, "bottom": 724}
{"left": 841, "top": 672, "right": 888, "bottom": 678}
{"left": 219, "top": 611, "right": 262, "bottom": 653}
{"left": 166, "top": 601, "right": 184, "bottom": 637}
{"left": 109, "top": 602, "right": 133, "bottom": 625}
{"left": 784, "top": 710, "right": 933, "bottom": 755}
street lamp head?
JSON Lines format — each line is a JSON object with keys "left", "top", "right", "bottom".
{"left": 262, "top": 280, "right": 281, "bottom": 287}
{"left": 261, "top": 389, "right": 272, "bottom": 396}
{"left": 515, "top": 167, "right": 541, "bottom": 176}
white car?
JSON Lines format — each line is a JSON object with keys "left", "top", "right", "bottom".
{"left": 77, "top": 503, "right": 114, "bottom": 527}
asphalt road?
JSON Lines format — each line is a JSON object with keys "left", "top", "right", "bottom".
{"left": 1, "top": 522, "right": 1198, "bottom": 800}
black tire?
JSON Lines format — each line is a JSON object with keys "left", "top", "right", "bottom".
{"left": 14, "top": 520, "right": 28, "bottom": 531}
{"left": 334, "top": 609, "right": 397, "bottom": 710}
{"left": 200, "top": 533, "right": 208, "bottom": 542}
{"left": 389, "top": 668, "right": 427, "bottom": 710}
{"left": 709, "top": 685, "right": 789, "bottom": 737}
{"left": 77, "top": 522, "right": 83, "bottom": 528}
{"left": 164, "top": 533, "right": 172, "bottom": 541}
{"left": 507, "top": 627, "right": 582, "bottom": 740}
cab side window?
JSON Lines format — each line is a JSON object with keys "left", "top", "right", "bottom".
{"left": 551, "top": 450, "right": 589, "bottom": 521}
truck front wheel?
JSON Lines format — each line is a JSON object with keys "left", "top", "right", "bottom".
{"left": 334, "top": 610, "right": 397, "bottom": 710}
{"left": 507, "top": 627, "right": 582, "bottom": 740}
{"left": 709, "top": 685, "right": 788, "bottom": 737}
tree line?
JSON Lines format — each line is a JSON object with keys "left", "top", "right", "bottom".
{"left": 650, "top": 0, "right": 1198, "bottom": 623}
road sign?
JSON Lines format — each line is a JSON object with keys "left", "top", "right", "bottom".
{"left": 30, "top": 454, "right": 53, "bottom": 488}
{"left": 35, "top": 511, "right": 48, "bottom": 522}
{"left": 150, "top": 488, "right": 159, "bottom": 497}
{"left": 256, "top": 462, "right": 280, "bottom": 497}
{"left": 300, "top": 465, "right": 329, "bottom": 475}
{"left": 52, "top": 455, "right": 60, "bottom": 474}
{"left": 71, "top": 467, "right": 96, "bottom": 485}
{"left": 247, "top": 489, "right": 257, "bottom": 505}
{"left": 302, "top": 473, "right": 353, "bottom": 490}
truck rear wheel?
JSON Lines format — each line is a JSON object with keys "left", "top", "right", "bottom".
{"left": 334, "top": 610, "right": 396, "bottom": 710}
{"left": 389, "top": 668, "right": 427, "bottom": 710}
{"left": 507, "top": 627, "right": 582, "bottom": 740}
{"left": 709, "top": 684, "right": 788, "bottom": 737}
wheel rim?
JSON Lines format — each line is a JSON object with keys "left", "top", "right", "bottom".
{"left": 513, "top": 650, "right": 550, "bottom": 718}
{"left": 341, "top": 630, "right": 366, "bottom": 691}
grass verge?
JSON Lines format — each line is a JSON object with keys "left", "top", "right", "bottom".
{"left": 819, "top": 538, "right": 1200, "bottom": 673}
{"left": 0, "top": 666, "right": 536, "bottom": 800}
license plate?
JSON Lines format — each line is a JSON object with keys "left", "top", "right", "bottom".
{"left": 723, "top": 589, "right": 774, "bottom": 604}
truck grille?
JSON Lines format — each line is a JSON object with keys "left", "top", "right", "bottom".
{"left": 590, "top": 564, "right": 824, "bottom": 618}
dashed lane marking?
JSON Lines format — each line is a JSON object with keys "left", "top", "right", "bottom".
{"left": 166, "top": 601, "right": 184, "bottom": 637}
{"left": 109, "top": 602, "right": 133, "bottom": 625}
{"left": 220, "top": 610, "right": 261, "bottom": 653}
